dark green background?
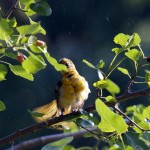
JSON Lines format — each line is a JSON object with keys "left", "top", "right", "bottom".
{"left": 0, "top": 0, "right": 150, "bottom": 149}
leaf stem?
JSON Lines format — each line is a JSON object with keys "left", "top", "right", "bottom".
{"left": 119, "top": 134, "right": 126, "bottom": 150}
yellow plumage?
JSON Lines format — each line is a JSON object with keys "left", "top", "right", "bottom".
{"left": 33, "top": 58, "right": 90, "bottom": 128}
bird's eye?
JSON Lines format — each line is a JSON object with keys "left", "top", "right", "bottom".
{"left": 65, "top": 62, "right": 69, "bottom": 68}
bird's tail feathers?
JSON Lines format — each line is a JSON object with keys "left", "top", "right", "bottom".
{"left": 33, "top": 99, "right": 59, "bottom": 123}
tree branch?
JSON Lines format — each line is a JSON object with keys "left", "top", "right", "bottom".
{"left": 5, "top": 0, "right": 18, "bottom": 18}
{"left": 7, "top": 127, "right": 98, "bottom": 150}
{"left": 0, "top": 88, "right": 149, "bottom": 147}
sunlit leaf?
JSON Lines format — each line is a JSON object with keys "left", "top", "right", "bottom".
{"left": 82, "top": 59, "right": 95, "bottom": 69}
{"left": 8, "top": 17, "right": 17, "bottom": 28}
{"left": 27, "top": 109, "right": 45, "bottom": 117}
{"left": 114, "top": 33, "right": 130, "bottom": 46}
{"left": 106, "top": 79, "right": 120, "bottom": 94}
{"left": 0, "top": 101, "right": 6, "bottom": 111}
{"left": 29, "top": 44, "right": 42, "bottom": 53}
{"left": 0, "top": 48, "right": 5, "bottom": 53}
{"left": 105, "top": 95, "right": 117, "bottom": 103}
{"left": 133, "top": 33, "right": 141, "bottom": 46}
{"left": 95, "top": 60, "right": 105, "bottom": 69}
{"left": 112, "top": 47, "right": 123, "bottom": 55}
{"left": 9, "top": 65, "right": 34, "bottom": 81}
{"left": 96, "top": 99, "right": 128, "bottom": 133}
{"left": 45, "top": 52, "right": 68, "bottom": 72}
{"left": 22, "top": 52, "right": 46, "bottom": 74}
{"left": 16, "top": 22, "right": 46, "bottom": 35}
{"left": 62, "top": 145, "right": 75, "bottom": 150}
{"left": 30, "top": 1, "right": 52, "bottom": 16}
{"left": 29, "top": 18, "right": 46, "bottom": 35}
{"left": 42, "top": 137, "right": 73, "bottom": 150}
{"left": 145, "top": 70, "right": 150, "bottom": 87}
{"left": 27, "top": 35, "right": 37, "bottom": 44}
{"left": 117, "top": 67, "right": 130, "bottom": 77}
{"left": 0, "top": 64, "right": 8, "bottom": 81}
{"left": 93, "top": 79, "right": 120, "bottom": 94}
{"left": 93, "top": 80, "right": 107, "bottom": 89}
{"left": 0, "top": 18, "right": 13, "bottom": 40}
{"left": 125, "top": 49, "right": 142, "bottom": 62}
{"left": 19, "top": 0, "right": 34, "bottom": 5}
{"left": 143, "top": 106, "right": 150, "bottom": 119}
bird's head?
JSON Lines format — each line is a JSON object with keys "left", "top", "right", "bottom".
{"left": 59, "top": 58, "right": 78, "bottom": 75}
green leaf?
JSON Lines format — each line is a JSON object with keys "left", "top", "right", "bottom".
{"left": 62, "top": 145, "right": 75, "bottom": 150}
{"left": 112, "top": 47, "right": 122, "bottom": 55}
{"left": 30, "top": 1, "right": 52, "bottom": 16}
{"left": 16, "top": 22, "right": 46, "bottom": 35}
{"left": 106, "top": 79, "right": 120, "bottom": 94}
{"left": 141, "top": 132, "right": 150, "bottom": 144}
{"left": 133, "top": 33, "right": 141, "bottom": 46}
{"left": 75, "top": 118, "right": 95, "bottom": 128}
{"left": 114, "top": 33, "right": 130, "bottom": 47}
{"left": 93, "top": 80, "right": 108, "bottom": 89}
{"left": 105, "top": 95, "right": 117, "bottom": 103}
{"left": 22, "top": 52, "right": 46, "bottom": 74}
{"left": 95, "top": 60, "right": 105, "bottom": 69}
{"left": 82, "top": 59, "right": 95, "bottom": 69}
{"left": 117, "top": 67, "right": 130, "bottom": 77}
{"left": 4, "top": 52, "right": 17, "bottom": 59}
{"left": 0, "top": 64, "right": 8, "bottom": 81}
{"left": 96, "top": 99, "right": 128, "bottom": 133}
{"left": 19, "top": 0, "right": 34, "bottom": 5}
{"left": 0, "top": 18, "right": 13, "bottom": 40}
{"left": 143, "top": 106, "right": 150, "bottom": 119}
{"left": 29, "top": 18, "right": 46, "bottom": 35}
{"left": 145, "top": 70, "right": 150, "bottom": 87}
{"left": 29, "top": 44, "right": 42, "bottom": 53}
{"left": 9, "top": 65, "right": 34, "bottom": 81}
{"left": 0, "top": 101, "right": 6, "bottom": 111}
{"left": 45, "top": 52, "right": 68, "bottom": 72}
{"left": 27, "top": 109, "right": 45, "bottom": 117}
{"left": 42, "top": 137, "right": 73, "bottom": 150}
{"left": 27, "top": 35, "right": 37, "bottom": 44}
{"left": 0, "top": 48, "right": 5, "bottom": 54}
{"left": 124, "top": 132, "right": 149, "bottom": 150}
{"left": 124, "top": 33, "right": 141, "bottom": 49}
{"left": 93, "top": 79, "right": 120, "bottom": 94}
{"left": 125, "top": 49, "right": 142, "bottom": 62}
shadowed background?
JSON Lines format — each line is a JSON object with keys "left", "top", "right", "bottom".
{"left": 0, "top": 0, "right": 150, "bottom": 149}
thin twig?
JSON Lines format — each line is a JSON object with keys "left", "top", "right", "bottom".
{"left": 5, "top": 0, "right": 18, "bottom": 18}
{"left": 114, "top": 107, "right": 148, "bottom": 131}
{"left": 0, "top": 88, "right": 150, "bottom": 147}
{"left": 7, "top": 127, "right": 98, "bottom": 150}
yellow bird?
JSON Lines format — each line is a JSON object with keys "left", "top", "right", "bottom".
{"left": 34, "top": 58, "right": 90, "bottom": 124}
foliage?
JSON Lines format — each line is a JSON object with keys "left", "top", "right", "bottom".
{"left": 0, "top": 1, "right": 150, "bottom": 150}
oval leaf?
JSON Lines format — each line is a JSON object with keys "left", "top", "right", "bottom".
{"left": 30, "top": 1, "right": 52, "bottom": 16}
{"left": 45, "top": 52, "right": 68, "bottom": 72}
{"left": 0, "top": 64, "right": 8, "bottom": 81}
{"left": 9, "top": 65, "right": 33, "bottom": 81}
{"left": 82, "top": 59, "right": 95, "bottom": 69}
{"left": 0, "top": 101, "right": 6, "bottom": 111}
{"left": 117, "top": 67, "right": 130, "bottom": 77}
